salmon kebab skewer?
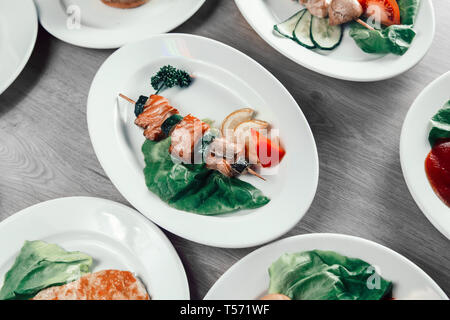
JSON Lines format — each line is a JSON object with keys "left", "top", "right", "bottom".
{"left": 32, "top": 270, "right": 150, "bottom": 300}
{"left": 119, "top": 94, "right": 266, "bottom": 180}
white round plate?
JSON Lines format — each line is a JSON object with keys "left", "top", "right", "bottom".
{"left": 234, "top": 0, "right": 435, "bottom": 82}
{"left": 205, "top": 233, "right": 447, "bottom": 300}
{"left": 0, "top": 0, "right": 37, "bottom": 95}
{"left": 0, "top": 197, "right": 189, "bottom": 300}
{"left": 34, "top": 0, "right": 205, "bottom": 49}
{"left": 87, "top": 34, "right": 319, "bottom": 248}
{"left": 400, "top": 72, "right": 450, "bottom": 240}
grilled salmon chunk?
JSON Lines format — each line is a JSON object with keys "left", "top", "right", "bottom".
{"left": 204, "top": 137, "right": 246, "bottom": 177}
{"left": 169, "top": 114, "right": 210, "bottom": 164}
{"left": 32, "top": 270, "right": 150, "bottom": 300}
{"left": 135, "top": 95, "right": 179, "bottom": 141}
{"left": 205, "top": 155, "right": 235, "bottom": 177}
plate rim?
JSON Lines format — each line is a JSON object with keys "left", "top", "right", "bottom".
{"left": 0, "top": 0, "right": 38, "bottom": 95}
{"left": 234, "top": 0, "right": 436, "bottom": 82}
{"left": 204, "top": 233, "right": 449, "bottom": 300}
{"left": 400, "top": 71, "right": 450, "bottom": 240}
{"left": 0, "top": 196, "right": 190, "bottom": 300}
{"left": 34, "top": 0, "right": 206, "bottom": 49}
{"left": 87, "top": 33, "right": 319, "bottom": 248}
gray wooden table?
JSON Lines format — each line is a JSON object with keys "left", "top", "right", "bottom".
{"left": 1, "top": 0, "right": 449, "bottom": 299}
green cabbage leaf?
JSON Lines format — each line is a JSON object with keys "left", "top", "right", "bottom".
{"left": 349, "top": 0, "right": 421, "bottom": 55}
{"left": 268, "top": 250, "right": 392, "bottom": 300}
{"left": 142, "top": 138, "right": 270, "bottom": 215}
{"left": 0, "top": 241, "right": 92, "bottom": 300}
{"left": 428, "top": 100, "right": 450, "bottom": 147}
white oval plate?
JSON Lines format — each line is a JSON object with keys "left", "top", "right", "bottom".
{"left": 235, "top": 0, "right": 435, "bottom": 82}
{"left": 34, "top": 0, "right": 205, "bottom": 49}
{"left": 0, "top": 0, "right": 37, "bottom": 95}
{"left": 400, "top": 72, "right": 450, "bottom": 240}
{"left": 0, "top": 197, "right": 189, "bottom": 300}
{"left": 87, "top": 34, "right": 319, "bottom": 248}
{"left": 205, "top": 233, "right": 447, "bottom": 300}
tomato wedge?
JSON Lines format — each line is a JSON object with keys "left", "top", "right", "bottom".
{"left": 359, "top": 0, "right": 401, "bottom": 26}
{"left": 251, "top": 129, "right": 286, "bottom": 168}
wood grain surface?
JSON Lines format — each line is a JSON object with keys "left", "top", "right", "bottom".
{"left": 1, "top": 0, "right": 449, "bottom": 299}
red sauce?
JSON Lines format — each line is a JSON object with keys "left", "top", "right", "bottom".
{"left": 425, "top": 138, "right": 450, "bottom": 206}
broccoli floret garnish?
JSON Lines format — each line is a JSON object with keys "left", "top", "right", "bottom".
{"left": 151, "top": 65, "right": 192, "bottom": 95}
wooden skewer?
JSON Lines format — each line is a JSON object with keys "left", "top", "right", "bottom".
{"left": 355, "top": 18, "right": 375, "bottom": 31}
{"left": 247, "top": 168, "right": 266, "bottom": 181}
{"left": 119, "top": 93, "right": 136, "bottom": 104}
{"left": 120, "top": 93, "right": 267, "bottom": 181}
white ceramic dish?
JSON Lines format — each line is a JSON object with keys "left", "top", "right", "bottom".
{"left": 87, "top": 34, "right": 319, "bottom": 248}
{"left": 0, "top": 197, "right": 189, "bottom": 300}
{"left": 234, "top": 0, "right": 435, "bottom": 82}
{"left": 205, "top": 233, "right": 448, "bottom": 300}
{"left": 34, "top": 0, "right": 205, "bottom": 49}
{"left": 400, "top": 71, "right": 450, "bottom": 240}
{"left": 0, "top": 0, "right": 38, "bottom": 95}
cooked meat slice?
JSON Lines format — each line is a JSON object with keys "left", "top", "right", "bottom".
{"left": 328, "top": 0, "right": 363, "bottom": 25}
{"left": 135, "top": 95, "right": 168, "bottom": 128}
{"left": 169, "top": 114, "right": 210, "bottom": 164}
{"left": 142, "top": 107, "right": 178, "bottom": 140}
{"left": 207, "top": 137, "right": 245, "bottom": 161}
{"left": 205, "top": 155, "right": 236, "bottom": 177}
{"left": 204, "top": 137, "right": 246, "bottom": 177}
{"left": 32, "top": 270, "right": 150, "bottom": 300}
{"left": 302, "top": 0, "right": 331, "bottom": 18}
{"left": 135, "top": 95, "right": 179, "bottom": 141}
{"left": 143, "top": 94, "right": 169, "bottom": 110}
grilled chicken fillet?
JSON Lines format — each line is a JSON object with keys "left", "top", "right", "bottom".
{"left": 32, "top": 270, "right": 150, "bottom": 300}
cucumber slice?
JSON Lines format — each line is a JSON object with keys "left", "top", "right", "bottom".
{"left": 273, "top": 9, "right": 306, "bottom": 39}
{"left": 293, "top": 10, "right": 315, "bottom": 49}
{"left": 310, "top": 16, "right": 343, "bottom": 50}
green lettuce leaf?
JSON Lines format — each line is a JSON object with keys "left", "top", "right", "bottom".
{"left": 429, "top": 100, "right": 450, "bottom": 147}
{"left": 0, "top": 241, "right": 92, "bottom": 300}
{"left": 349, "top": 23, "right": 416, "bottom": 55}
{"left": 142, "top": 138, "right": 270, "bottom": 215}
{"left": 349, "top": 0, "right": 420, "bottom": 55}
{"left": 268, "top": 250, "right": 392, "bottom": 300}
{"left": 398, "top": 0, "right": 421, "bottom": 25}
